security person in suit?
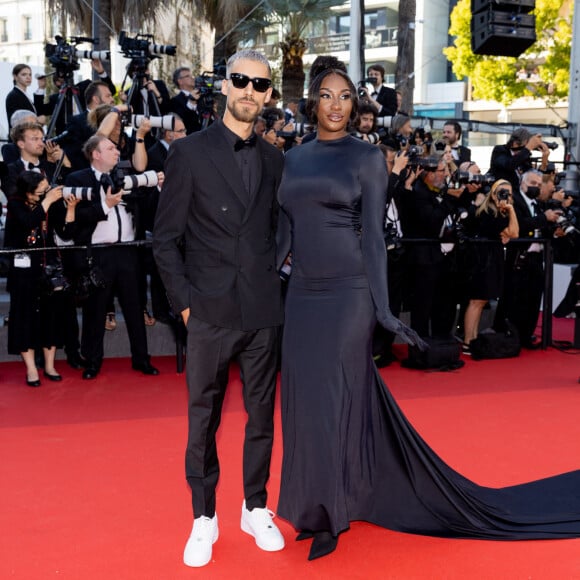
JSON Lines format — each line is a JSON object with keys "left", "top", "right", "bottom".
{"left": 169, "top": 67, "right": 202, "bottom": 134}
{"left": 153, "top": 49, "right": 285, "bottom": 568}
{"left": 65, "top": 135, "right": 159, "bottom": 379}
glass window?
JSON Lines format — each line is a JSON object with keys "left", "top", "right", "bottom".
{"left": 0, "top": 19, "right": 8, "bottom": 43}
{"left": 23, "top": 16, "right": 33, "bottom": 41}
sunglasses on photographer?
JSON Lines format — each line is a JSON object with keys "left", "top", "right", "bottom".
{"left": 228, "top": 73, "right": 272, "bottom": 93}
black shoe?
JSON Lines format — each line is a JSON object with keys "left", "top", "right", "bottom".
{"left": 296, "top": 531, "right": 314, "bottom": 541}
{"left": 308, "top": 531, "right": 338, "bottom": 561}
{"left": 82, "top": 367, "right": 99, "bottom": 380}
{"left": 132, "top": 362, "right": 159, "bottom": 376}
{"left": 43, "top": 370, "right": 62, "bottom": 382}
{"left": 66, "top": 352, "right": 86, "bottom": 370}
{"left": 26, "top": 377, "right": 41, "bottom": 387}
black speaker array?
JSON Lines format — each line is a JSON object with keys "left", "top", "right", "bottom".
{"left": 471, "top": 0, "right": 536, "bottom": 57}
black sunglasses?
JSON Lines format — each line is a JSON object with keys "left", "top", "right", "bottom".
{"left": 228, "top": 73, "right": 272, "bottom": 93}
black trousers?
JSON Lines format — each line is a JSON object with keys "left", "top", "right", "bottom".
{"left": 496, "top": 251, "right": 544, "bottom": 343}
{"left": 185, "top": 315, "right": 280, "bottom": 518}
{"left": 81, "top": 245, "right": 149, "bottom": 369}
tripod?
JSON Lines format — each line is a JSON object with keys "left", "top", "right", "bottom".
{"left": 45, "top": 70, "right": 82, "bottom": 139}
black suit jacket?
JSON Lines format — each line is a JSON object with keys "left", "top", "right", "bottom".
{"left": 5, "top": 87, "right": 36, "bottom": 130}
{"left": 169, "top": 92, "right": 201, "bottom": 134}
{"left": 146, "top": 140, "right": 168, "bottom": 173}
{"left": 402, "top": 179, "right": 459, "bottom": 265}
{"left": 153, "top": 120, "right": 285, "bottom": 330}
{"left": 453, "top": 145, "right": 472, "bottom": 165}
{"left": 63, "top": 112, "right": 95, "bottom": 170}
{"left": 128, "top": 80, "right": 171, "bottom": 116}
{"left": 490, "top": 144, "right": 533, "bottom": 193}
{"left": 374, "top": 86, "right": 398, "bottom": 117}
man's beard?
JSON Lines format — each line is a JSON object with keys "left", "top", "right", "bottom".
{"left": 227, "top": 97, "right": 259, "bottom": 123}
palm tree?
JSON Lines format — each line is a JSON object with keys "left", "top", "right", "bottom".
{"left": 238, "top": 0, "right": 344, "bottom": 101}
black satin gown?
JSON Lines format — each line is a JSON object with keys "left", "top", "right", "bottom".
{"left": 276, "top": 134, "right": 580, "bottom": 539}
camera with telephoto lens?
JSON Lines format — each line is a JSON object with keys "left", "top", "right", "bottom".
{"left": 120, "top": 113, "right": 175, "bottom": 131}
{"left": 62, "top": 186, "right": 94, "bottom": 201}
{"left": 45, "top": 36, "right": 109, "bottom": 79}
{"left": 118, "top": 30, "right": 176, "bottom": 59}
{"left": 450, "top": 170, "right": 495, "bottom": 189}
{"left": 116, "top": 170, "right": 159, "bottom": 192}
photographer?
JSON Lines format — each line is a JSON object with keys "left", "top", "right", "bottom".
{"left": 462, "top": 180, "right": 519, "bottom": 354}
{"left": 442, "top": 121, "right": 471, "bottom": 165}
{"left": 169, "top": 67, "right": 202, "bottom": 135}
{"left": 360, "top": 64, "right": 397, "bottom": 117}
{"left": 402, "top": 157, "right": 465, "bottom": 338}
{"left": 388, "top": 113, "right": 414, "bottom": 151}
{"left": 261, "top": 106, "right": 299, "bottom": 151}
{"left": 61, "top": 81, "right": 116, "bottom": 171}
{"left": 64, "top": 134, "right": 159, "bottom": 380}
{"left": 90, "top": 103, "right": 151, "bottom": 171}
{"left": 3, "top": 122, "right": 70, "bottom": 199}
{"left": 496, "top": 169, "right": 561, "bottom": 348}
{"left": 352, "top": 102, "right": 382, "bottom": 144}
{"left": 490, "top": 128, "right": 550, "bottom": 193}
{"left": 4, "top": 171, "right": 65, "bottom": 386}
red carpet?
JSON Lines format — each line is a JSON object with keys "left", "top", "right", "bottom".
{"left": 2, "top": 320, "right": 580, "bottom": 579}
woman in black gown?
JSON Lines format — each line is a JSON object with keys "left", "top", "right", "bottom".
{"left": 276, "top": 67, "right": 580, "bottom": 561}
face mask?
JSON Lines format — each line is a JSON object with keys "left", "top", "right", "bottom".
{"left": 525, "top": 186, "right": 540, "bottom": 199}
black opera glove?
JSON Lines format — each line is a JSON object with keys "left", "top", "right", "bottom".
{"left": 377, "top": 313, "right": 429, "bottom": 351}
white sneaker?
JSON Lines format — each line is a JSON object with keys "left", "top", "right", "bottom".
{"left": 240, "top": 500, "right": 285, "bottom": 552}
{"left": 183, "top": 514, "right": 219, "bottom": 567}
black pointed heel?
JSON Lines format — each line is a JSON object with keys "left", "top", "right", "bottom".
{"left": 308, "top": 531, "right": 338, "bottom": 561}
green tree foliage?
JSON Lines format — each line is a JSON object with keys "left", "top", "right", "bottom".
{"left": 444, "top": 0, "right": 572, "bottom": 105}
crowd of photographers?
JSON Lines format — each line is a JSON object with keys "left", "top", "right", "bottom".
{"left": 1, "top": 50, "right": 577, "bottom": 384}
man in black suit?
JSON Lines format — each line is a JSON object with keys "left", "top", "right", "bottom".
{"left": 125, "top": 64, "right": 170, "bottom": 116}
{"left": 442, "top": 121, "right": 471, "bottom": 165}
{"left": 496, "top": 169, "right": 561, "bottom": 347}
{"left": 402, "top": 157, "right": 464, "bottom": 338}
{"left": 365, "top": 64, "right": 398, "bottom": 118}
{"left": 65, "top": 135, "right": 159, "bottom": 379}
{"left": 153, "top": 49, "right": 285, "bottom": 568}
{"left": 490, "top": 128, "right": 546, "bottom": 193}
{"left": 62, "top": 81, "right": 115, "bottom": 171}
{"left": 169, "top": 67, "right": 202, "bottom": 135}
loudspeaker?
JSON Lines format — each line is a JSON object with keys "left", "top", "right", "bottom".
{"left": 471, "top": 0, "right": 536, "bottom": 57}
{"left": 472, "top": 0, "right": 535, "bottom": 14}
{"left": 471, "top": 15, "right": 536, "bottom": 56}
